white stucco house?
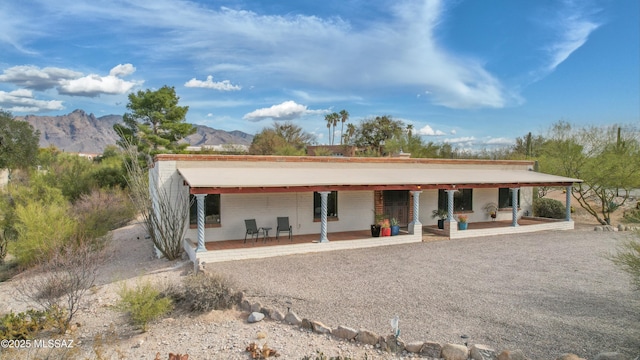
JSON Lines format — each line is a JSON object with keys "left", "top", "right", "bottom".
{"left": 150, "top": 154, "right": 581, "bottom": 263}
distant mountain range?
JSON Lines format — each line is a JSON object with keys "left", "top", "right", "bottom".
{"left": 16, "top": 109, "right": 253, "bottom": 154}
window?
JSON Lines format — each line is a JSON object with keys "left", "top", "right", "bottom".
{"left": 189, "top": 194, "right": 221, "bottom": 226}
{"left": 498, "top": 188, "right": 520, "bottom": 208}
{"left": 438, "top": 189, "right": 473, "bottom": 212}
{"left": 314, "top": 191, "right": 338, "bottom": 219}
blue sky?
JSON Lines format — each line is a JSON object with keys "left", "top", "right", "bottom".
{"left": 1, "top": 0, "right": 638, "bottom": 149}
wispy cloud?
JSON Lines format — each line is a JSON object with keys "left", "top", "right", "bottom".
{"left": 184, "top": 75, "right": 241, "bottom": 91}
{"left": 14, "top": 0, "right": 510, "bottom": 109}
{"left": 540, "top": 1, "right": 601, "bottom": 74}
{"left": 0, "top": 89, "right": 64, "bottom": 112}
{"left": 243, "top": 100, "right": 327, "bottom": 121}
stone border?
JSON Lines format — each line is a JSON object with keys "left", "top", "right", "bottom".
{"left": 237, "top": 292, "right": 625, "bottom": 360}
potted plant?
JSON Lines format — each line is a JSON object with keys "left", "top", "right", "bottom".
{"left": 390, "top": 218, "right": 400, "bottom": 236}
{"left": 380, "top": 218, "right": 391, "bottom": 237}
{"left": 432, "top": 208, "right": 448, "bottom": 229}
{"left": 457, "top": 214, "right": 468, "bottom": 230}
{"left": 371, "top": 213, "right": 384, "bottom": 237}
{"left": 483, "top": 202, "right": 498, "bottom": 221}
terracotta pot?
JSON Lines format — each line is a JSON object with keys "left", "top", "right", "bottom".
{"left": 381, "top": 227, "right": 391, "bottom": 236}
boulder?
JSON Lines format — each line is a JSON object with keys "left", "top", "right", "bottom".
{"left": 270, "top": 309, "right": 284, "bottom": 322}
{"left": 284, "top": 311, "right": 302, "bottom": 326}
{"left": 240, "top": 299, "right": 251, "bottom": 312}
{"left": 617, "top": 224, "right": 626, "bottom": 231}
{"left": 301, "top": 318, "right": 313, "bottom": 330}
{"left": 442, "top": 343, "right": 469, "bottom": 360}
{"left": 421, "top": 341, "right": 443, "bottom": 358}
{"left": 311, "top": 321, "right": 332, "bottom": 335}
{"left": 355, "top": 329, "right": 379, "bottom": 346}
{"left": 259, "top": 307, "right": 272, "bottom": 318}
{"left": 247, "top": 312, "right": 264, "bottom": 323}
{"left": 470, "top": 344, "right": 497, "bottom": 360}
{"left": 332, "top": 326, "right": 358, "bottom": 340}
{"left": 384, "top": 335, "right": 405, "bottom": 354}
{"left": 250, "top": 302, "right": 263, "bottom": 313}
{"left": 497, "top": 349, "right": 527, "bottom": 360}
{"left": 405, "top": 341, "right": 424, "bottom": 353}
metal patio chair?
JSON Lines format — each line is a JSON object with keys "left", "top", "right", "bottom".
{"left": 276, "top": 216, "right": 293, "bottom": 241}
{"left": 244, "top": 219, "right": 264, "bottom": 244}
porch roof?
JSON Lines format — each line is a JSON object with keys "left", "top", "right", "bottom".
{"left": 177, "top": 165, "right": 582, "bottom": 194}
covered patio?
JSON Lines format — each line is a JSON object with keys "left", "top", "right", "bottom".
{"left": 185, "top": 217, "right": 571, "bottom": 263}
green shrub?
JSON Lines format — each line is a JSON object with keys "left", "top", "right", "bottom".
{"left": 608, "top": 239, "right": 640, "bottom": 291}
{"left": 166, "top": 273, "right": 238, "bottom": 313}
{"left": 13, "top": 201, "right": 77, "bottom": 267}
{"left": 0, "top": 309, "right": 54, "bottom": 340}
{"left": 117, "top": 281, "right": 172, "bottom": 331}
{"left": 533, "top": 197, "right": 566, "bottom": 219}
{"left": 623, "top": 208, "right": 640, "bottom": 223}
{"left": 73, "top": 189, "right": 135, "bottom": 240}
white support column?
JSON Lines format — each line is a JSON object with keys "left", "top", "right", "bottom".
{"left": 565, "top": 186, "right": 572, "bottom": 221}
{"left": 409, "top": 190, "right": 422, "bottom": 234}
{"left": 445, "top": 189, "right": 456, "bottom": 223}
{"left": 511, "top": 188, "right": 519, "bottom": 227}
{"left": 195, "top": 194, "right": 207, "bottom": 252}
{"left": 319, "top": 191, "right": 330, "bottom": 243}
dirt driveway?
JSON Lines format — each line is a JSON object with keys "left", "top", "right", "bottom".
{"left": 208, "top": 227, "right": 640, "bottom": 360}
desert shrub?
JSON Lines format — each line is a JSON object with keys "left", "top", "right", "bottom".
{"left": 533, "top": 197, "right": 566, "bottom": 219}
{"left": 13, "top": 201, "right": 77, "bottom": 268}
{"left": 608, "top": 239, "right": 640, "bottom": 291}
{"left": 72, "top": 188, "right": 135, "bottom": 240}
{"left": 0, "top": 309, "right": 54, "bottom": 340}
{"left": 118, "top": 280, "right": 172, "bottom": 331}
{"left": 17, "top": 240, "right": 106, "bottom": 332}
{"left": 623, "top": 208, "right": 640, "bottom": 223}
{"left": 166, "top": 273, "right": 238, "bottom": 313}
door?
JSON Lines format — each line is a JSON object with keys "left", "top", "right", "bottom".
{"left": 383, "top": 190, "right": 410, "bottom": 227}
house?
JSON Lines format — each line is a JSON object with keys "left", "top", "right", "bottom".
{"left": 150, "top": 154, "right": 582, "bottom": 263}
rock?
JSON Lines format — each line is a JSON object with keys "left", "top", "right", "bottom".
{"left": 497, "top": 349, "right": 527, "bottom": 360}
{"left": 555, "top": 354, "right": 585, "bottom": 360}
{"left": 603, "top": 225, "right": 615, "bottom": 232}
{"left": 421, "top": 341, "right": 443, "bottom": 358}
{"left": 250, "top": 302, "right": 262, "bottom": 313}
{"left": 332, "top": 326, "right": 358, "bottom": 340}
{"left": 240, "top": 299, "right": 251, "bottom": 312}
{"left": 384, "top": 335, "right": 405, "bottom": 354}
{"left": 355, "top": 329, "right": 379, "bottom": 346}
{"left": 270, "top": 309, "right": 284, "bottom": 322}
{"left": 284, "top": 311, "right": 302, "bottom": 326}
{"left": 311, "top": 321, "right": 332, "bottom": 335}
{"left": 470, "top": 344, "right": 497, "bottom": 360}
{"left": 404, "top": 341, "right": 424, "bottom": 353}
{"left": 260, "top": 307, "right": 272, "bottom": 318}
{"left": 594, "top": 226, "right": 603, "bottom": 231}
{"left": 247, "top": 312, "right": 264, "bottom": 323}
{"left": 594, "top": 352, "right": 625, "bottom": 360}
{"left": 442, "top": 343, "right": 469, "bottom": 360}
{"left": 301, "top": 318, "right": 313, "bottom": 330}
{"left": 617, "top": 224, "right": 626, "bottom": 231}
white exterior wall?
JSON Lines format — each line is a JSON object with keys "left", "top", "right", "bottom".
{"left": 417, "top": 187, "right": 534, "bottom": 225}
{"left": 185, "top": 190, "right": 374, "bottom": 242}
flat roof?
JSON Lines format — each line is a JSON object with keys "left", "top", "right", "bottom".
{"left": 176, "top": 163, "right": 581, "bottom": 194}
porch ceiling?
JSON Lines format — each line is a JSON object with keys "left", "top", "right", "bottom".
{"left": 178, "top": 166, "right": 581, "bottom": 194}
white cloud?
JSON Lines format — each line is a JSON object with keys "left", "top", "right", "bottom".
{"left": 484, "top": 137, "right": 514, "bottom": 146}
{"left": 0, "top": 65, "right": 82, "bottom": 90}
{"left": 417, "top": 124, "right": 445, "bottom": 136}
{"left": 243, "top": 100, "right": 327, "bottom": 121}
{"left": 58, "top": 64, "right": 142, "bottom": 97}
{"left": 184, "top": 75, "right": 241, "bottom": 91}
{"left": 444, "top": 136, "right": 476, "bottom": 145}
{"left": 450, "top": 129, "right": 457, "bottom": 135}
{"left": 0, "top": 89, "right": 64, "bottom": 112}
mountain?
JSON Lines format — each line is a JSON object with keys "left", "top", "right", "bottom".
{"left": 16, "top": 110, "right": 253, "bottom": 154}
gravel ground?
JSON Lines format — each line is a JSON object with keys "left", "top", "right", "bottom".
{"left": 207, "top": 226, "right": 640, "bottom": 360}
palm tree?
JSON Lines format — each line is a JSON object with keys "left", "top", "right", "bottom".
{"left": 344, "top": 123, "right": 356, "bottom": 145}
{"left": 407, "top": 124, "right": 413, "bottom": 139}
{"left": 324, "top": 112, "right": 339, "bottom": 145}
{"left": 339, "top": 109, "right": 349, "bottom": 145}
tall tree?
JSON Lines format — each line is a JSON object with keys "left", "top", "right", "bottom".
{"left": 540, "top": 121, "right": 640, "bottom": 225}
{"left": 353, "top": 115, "right": 405, "bottom": 156}
{"left": 0, "top": 110, "right": 40, "bottom": 175}
{"left": 115, "top": 86, "right": 195, "bottom": 154}
{"left": 324, "top": 112, "right": 340, "bottom": 145}
{"left": 339, "top": 109, "right": 349, "bottom": 145}
{"left": 249, "top": 122, "right": 315, "bottom": 155}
